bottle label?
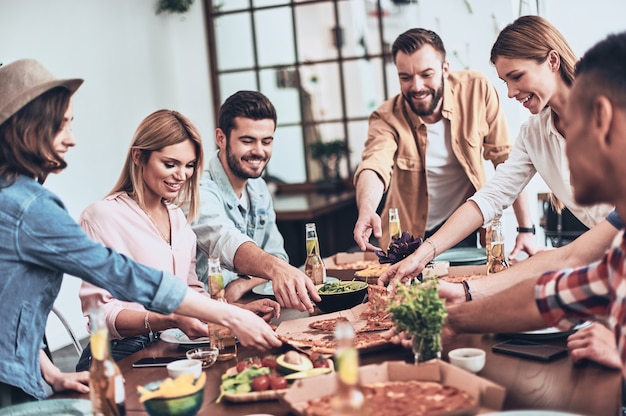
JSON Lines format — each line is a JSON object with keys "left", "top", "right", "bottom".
{"left": 208, "top": 273, "right": 224, "bottom": 298}
{"left": 114, "top": 374, "right": 125, "bottom": 404}
{"left": 336, "top": 347, "right": 359, "bottom": 385}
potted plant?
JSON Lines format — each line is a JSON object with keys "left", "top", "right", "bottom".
{"left": 308, "top": 139, "right": 348, "bottom": 185}
{"left": 156, "top": 0, "right": 194, "bottom": 14}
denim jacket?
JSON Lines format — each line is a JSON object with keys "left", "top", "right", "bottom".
{"left": 193, "top": 151, "right": 288, "bottom": 286}
{"left": 0, "top": 175, "right": 187, "bottom": 399}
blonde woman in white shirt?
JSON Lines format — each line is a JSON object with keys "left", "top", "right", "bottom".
{"left": 380, "top": 15, "right": 612, "bottom": 286}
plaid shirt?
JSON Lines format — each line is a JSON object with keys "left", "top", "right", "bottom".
{"left": 536, "top": 229, "right": 626, "bottom": 375}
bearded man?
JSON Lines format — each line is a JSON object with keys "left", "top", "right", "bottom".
{"left": 193, "top": 90, "right": 320, "bottom": 310}
{"left": 353, "top": 28, "right": 535, "bottom": 255}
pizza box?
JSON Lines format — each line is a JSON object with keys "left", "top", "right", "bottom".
{"left": 323, "top": 252, "right": 379, "bottom": 281}
{"left": 280, "top": 359, "right": 505, "bottom": 415}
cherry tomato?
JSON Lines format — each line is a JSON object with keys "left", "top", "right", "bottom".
{"left": 269, "top": 374, "right": 288, "bottom": 390}
{"left": 311, "top": 354, "right": 330, "bottom": 368}
{"left": 236, "top": 360, "right": 251, "bottom": 373}
{"left": 251, "top": 375, "right": 270, "bottom": 391}
{"left": 249, "top": 357, "right": 262, "bottom": 367}
{"left": 261, "top": 355, "right": 277, "bottom": 370}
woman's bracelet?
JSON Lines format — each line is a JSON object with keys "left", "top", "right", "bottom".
{"left": 144, "top": 311, "right": 154, "bottom": 340}
{"left": 461, "top": 280, "right": 472, "bottom": 302}
{"left": 424, "top": 238, "right": 437, "bottom": 261}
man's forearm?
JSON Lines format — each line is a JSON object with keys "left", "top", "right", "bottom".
{"left": 469, "top": 219, "right": 618, "bottom": 300}
{"left": 232, "top": 241, "right": 288, "bottom": 279}
{"left": 448, "top": 277, "right": 545, "bottom": 334}
{"left": 355, "top": 169, "right": 385, "bottom": 214}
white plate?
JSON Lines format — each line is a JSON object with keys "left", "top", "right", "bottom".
{"left": 486, "top": 411, "right": 583, "bottom": 416}
{"left": 510, "top": 321, "right": 592, "bottom": 340}
{"left": 0, "top": 399, "right": 93, "bottom": 415}
{"left": 159, "top": 328, "right": 211, "bottom": 346}
{"left": 252, "top": 276, "right": 339, "bottom": 296}
{"left": 433, "top": 247, "right": 487, "bottom": 266}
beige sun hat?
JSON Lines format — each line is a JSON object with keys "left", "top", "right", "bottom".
{"left": 0, "top": 59, "right": 83, "bottom": 126}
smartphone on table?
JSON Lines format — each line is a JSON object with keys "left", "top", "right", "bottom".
{"left": 132, "top": 356, "right": 186, "bottom": 368}
{"left": 492, "top": 339, "right": 568, "bottom": 361}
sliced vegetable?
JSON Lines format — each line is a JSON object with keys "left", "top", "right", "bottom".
{"left": 284, "top": 367, "right": 332, "bottom": 380}
{"left": 276, "top": 352, "right": 313, "bottom": 374}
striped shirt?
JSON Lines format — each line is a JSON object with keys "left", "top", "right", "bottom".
{"left": 536, "top": 228, "right": 626, "bottom": 376}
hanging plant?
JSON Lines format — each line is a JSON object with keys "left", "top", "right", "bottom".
{"left": 156, "top": 0, "right": 194, "bottom": 14}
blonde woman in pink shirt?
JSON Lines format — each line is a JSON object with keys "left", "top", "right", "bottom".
{"left": 76, "top": 110, "right": 279, "bottom": 370}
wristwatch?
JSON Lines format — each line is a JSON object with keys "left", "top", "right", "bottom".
{"left": 516, "top": 226, "right": 536, "bottom": 234}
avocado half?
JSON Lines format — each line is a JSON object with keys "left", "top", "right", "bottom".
{"left": 276, "top": 352, "right": 313, "bottom": 374}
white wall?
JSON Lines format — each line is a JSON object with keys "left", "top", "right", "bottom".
{"left": 2, "top": 0, "right": 625, "bottom": 351}
{"left": 0, "top": 0, "right": 215, "bottom": 351}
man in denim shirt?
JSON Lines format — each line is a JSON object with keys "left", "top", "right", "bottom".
{"left": 193, "top": 91, "right": 319, "bottom": 311}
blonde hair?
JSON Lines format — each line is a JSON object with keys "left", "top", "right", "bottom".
{"left": 490, "top": 15, "right": 577, "bottom": 87}
{"left": 110, "top": 109, "right": 204, "bottom": 222}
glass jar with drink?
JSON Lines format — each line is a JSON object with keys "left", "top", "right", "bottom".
{"left": 207, "top": 258, "right": 237, "bottom": 361}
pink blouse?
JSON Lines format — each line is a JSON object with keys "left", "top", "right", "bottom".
{"left": 78, "top": 192, "right": 204, "bottom": 339}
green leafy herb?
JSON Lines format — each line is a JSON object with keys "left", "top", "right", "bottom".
{"left": 387, "top": 277, "right": 447, "bottom": 361}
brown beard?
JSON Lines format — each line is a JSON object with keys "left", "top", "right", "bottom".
{"left": 403, "top": 74, "right": 444, "bottom": 117}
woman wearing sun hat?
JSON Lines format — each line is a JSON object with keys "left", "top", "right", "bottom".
{"left": 0, "top": 59, "right": 281, "bottom": 406}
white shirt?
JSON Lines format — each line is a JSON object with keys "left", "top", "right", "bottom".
{"left": 470, "top": 107, "right": 613, "bottom": 228}
{"left": 425, "top": 119, "right": 474, "bottom": 230}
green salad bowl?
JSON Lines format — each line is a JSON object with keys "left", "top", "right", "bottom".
{"left": 315, "top": 281, "right": 368, "bottom": 313}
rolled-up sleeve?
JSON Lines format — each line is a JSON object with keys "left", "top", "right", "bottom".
{"left": 353, "top": 110, "right": 399, "bottom": 192}
{"left": 21, "top": 195, "right": 188, "bottom": 316}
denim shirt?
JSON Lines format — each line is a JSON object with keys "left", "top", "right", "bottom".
{"left": 0, "top": 175, "right": 187, "bottom": 399}
{"left": 193, "top": 151, "right": 288, "bottom": 286}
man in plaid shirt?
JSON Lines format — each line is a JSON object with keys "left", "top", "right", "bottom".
{"left": 444, "top": 30, "right": 626, "bottom": 376}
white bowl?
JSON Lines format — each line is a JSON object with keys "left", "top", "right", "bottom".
{"left": 448, "top": 348, "right": 486, "bottom": 373}
{"left": 166, "top": 358, "right": 203, "bottom": 379}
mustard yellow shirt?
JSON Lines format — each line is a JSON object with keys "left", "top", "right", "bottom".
{"left": 354, "top": 70, "right": 512, "bottom": 248}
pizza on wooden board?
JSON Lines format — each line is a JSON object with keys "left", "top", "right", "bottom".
{"left": 278, "top": 285, "right": 394, "bottom": 353}
{"left": 304, "top": 380, "right": 476, "bottom": 416}
{"left": 278, "top": 331, "right": 387, "bottom": 354}
{"left": 308, "top": 315, "right": 392, "bottom": 333}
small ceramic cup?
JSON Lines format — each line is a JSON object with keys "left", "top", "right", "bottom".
{"left": 448, "top": 348, "right": 486, "bottom": 373}
{"left": 166, "top": 358, "right": 203, "bottom": 379}
{"left": 186, "top": 346, "right": 219, "bottom": 368}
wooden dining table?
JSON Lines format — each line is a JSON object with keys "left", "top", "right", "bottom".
{"left": 52, "top": 301, "right": 622, "bottom": 415}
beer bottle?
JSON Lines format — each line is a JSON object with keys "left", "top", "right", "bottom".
{"left": 388, "top": 208, "right": 401, "bottom": 240}
{"left": 331, "top": 321, "right": 366, "bottom": 415}
{"left": 207, "top": 257, "right": 237, "bottom": 361}
{"left": 304, "top": 222, "right": 326, "bottom": 285}
{"left": 88, "top": 307, "right": 126, "bottom": 416}
{"left": 486, "top": 215, "right": 510, "bottom": 275}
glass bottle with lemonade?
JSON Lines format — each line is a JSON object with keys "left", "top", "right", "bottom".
{"left": 331, "top": 321, "right": 366, "bottom": 415}
{"left": 88, "top": 307, "right": 126, "bottom": 416}
{"left": 388, "top": 207, "right": 402, "bottom": 240}
{"left": 304, "top": 222, "right": 326, "bottom": 285}
{"left": 486, "top": 215, "right": 510, "bottom": 275}
{"left": 207, "top": 257, "right": 237, "bottom": 361}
